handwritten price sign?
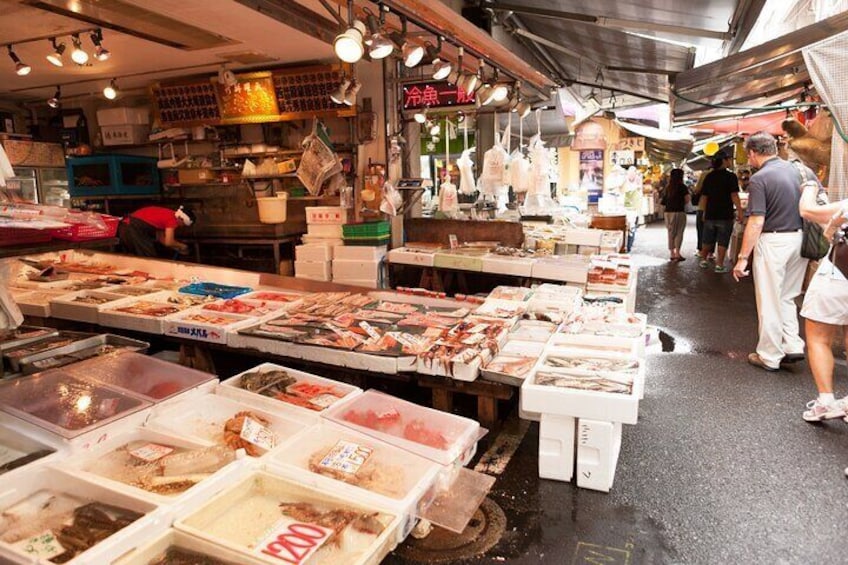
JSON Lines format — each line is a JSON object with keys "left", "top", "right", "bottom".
{"left": 257, "top": 518, "right": 332, "bottom": 564}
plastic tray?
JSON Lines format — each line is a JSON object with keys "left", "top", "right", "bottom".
{"left": 0, "top": 326, "right": 59, "bottom": 353}
{"left": 342, "top": 221, "right": 390, "bottom": 238}
{"left": 173, "top": 470, "right": 401, "bottom": 565}
{"left": 164, "top": 311, "right": 256, "bottom": 344}
{"left": 324, "top": 389, "right": 482, "bottom": 466}
{"left": 0, "top": 424, "right": 56, "bottom": 477}
{"left": 113, "top": 528, "right": 266, "bottom": 565}
{"left": 240, "top": 290, "right": 303, "bottom": 303}
{"left": 12, "top": 290, "right": 67, "bottom": 317}
{"left": 219, "top": 362, "right": 361, "bottom": 421}
{"left": 3, "top": 331, "right": 96, "bottom": 374}
{"left": 0, "top": 371, "right": 151, "bottom": 439}
{"left": 17, "top": 334, "right": 149, "bottom": 375}
{"left": 64, "top": 351, "right": 216, "bottom": 403}
{"left": 50, "top": 215, "right": 120, "bottom": 242}
{"left": 49, "top": 290, "right": 128, "bottom": 324}
{"left": 178, "top": 282, "right": 253, "bottom": 299}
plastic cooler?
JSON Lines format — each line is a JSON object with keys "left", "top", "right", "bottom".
{"left": 173, "top": 471, "right": 402, "bottom": 565}
{"left": 268, "top": 420, "right": 441, "bottom": 539}
{"left": 63, "top": 352, "right": 216, "bottom": 403}
{"left": 324, "top": 390, "right": 482, "bottom": 466}
{"left": 50, "top": 215, "right": 120, "bottom": 242}
{"left": 0, "top": 371, "right": 151, "bottom": 440}
{"left": 113, "top": 528, "right": 266, "bottom": 565}
{"left": 219, "top": 362, "right": 361, "bottom": 422}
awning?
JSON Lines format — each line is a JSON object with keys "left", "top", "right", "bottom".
{"left": 692, "top": 110, "right": 789, "bottom": 135}
{"left": 614, "top": 119, "right": 694, "bottom": 164}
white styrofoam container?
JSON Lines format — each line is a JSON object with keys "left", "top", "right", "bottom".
{"left": 332, "top": 259, "right": 382, "bottom": 280}
{"left": 239, "top": 290, "right": 303, "bottom": 304}
{"left": 387, "top": 248, "right": 436, "bottom": 267}
{"left": 509, "top": 320, "right": 557, "bottom": 342}
{"left": 96, "top": 106, "right": 150, "bottom": 126}
{"left": 334, "top": 245, "right": 388, "bottom": 261}
{"left": 300, "top": 234, "right": 344, "bottom": 247}
{"left": 305, "top": 206, "right": 348, "bottom": 225}
{"left": 0, "top": 422, "right": 62, "bottom": 483}
{"left": 0, "top": 466, "right": 163, "bottom": 565}
{"left": 433, "top": 252, "right": 483, "bottom": 272}
{"left": 218, "top": 362, "right": 361, "bottom": 423}
{"left": 48, "top": 290, "right": 127, "bottom": 324}
{"left": 98, "top": 295, "right": 189, "bottom": 335}
{"left": 102, "top": 124, "right": 151, "bottom": 146}
{"left": 576, "top": 418, "right": 623, "bottom": 492}
{"left": 549, "top": 332, "right": 645, "bottom": 358}
{"left": 163, "top": 310, "right": 255, "bottom": 344}
{"left": 324, "top": 389, "right": 481, "bottom": 467}
{"left": 294, "top": 260, "right": 332, "bottom": 280}
{"left": 481, "top": 255, "right": 535, "bottom": 277}
{"left": 474, "top": 299, "right": 527, "bottom": 319}
{"left": 333, "top": 278, "right": 381, "bottom": 289}
{"left": 538, "top": 413, "right": 576, "bottom": 482}
{"left": 565, "top": 228, "right": 603, "bottom": 246}
{"left": 173, "top": 470, "right": 402, "bottom": 565}
{"left": 500, "top": 339, "right": 545, "bottom": 358}
{"left": 531, "top": 257, "right": 589, "bottom": 283}
{"left": 267, "top": 421, "right": 441, "bottom": 541}
{"left": 296, "top": 243, "right": 334, "bottom": 262}
{"left": 307, "top": 224, "right": 344, "bottom": 238}
{"left": 12, "top": 290, "right": 67, "bottom": 318}
{"left": 113, "top": 528, "right": 267, "bottom": 565}
{"left": 144, "top": 394, "right": 308, "bottom": 458}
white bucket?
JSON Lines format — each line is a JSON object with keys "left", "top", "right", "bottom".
{"left": 256, "top": 193, "right": 288, "bottom": 223}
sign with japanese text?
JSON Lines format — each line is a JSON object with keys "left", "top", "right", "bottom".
{"left": 613, "top": 137, "right": 645, "bottom": 152}
{"left": 403, "top": 81, "right": 475, "bottom": 110}
{"left": 215, "top": 72, "right": 280, "bottom": 124}
{"left": 610, "top": 150, "right": 635, "bottom": 166}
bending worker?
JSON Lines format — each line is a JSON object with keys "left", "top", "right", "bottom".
{"left": 118, "top": 205, "right": 194, "bottom": 258}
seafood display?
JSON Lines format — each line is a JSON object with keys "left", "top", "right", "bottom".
{"left": 166, "top": 294, "right": 216, "bottom": 307}
{"left": 237, "top": 368, "right": 347, "bottom": 411}
{"left": 484, "top": 355, "right": 536, "bottom": 378}
{"left": 222, "top": 411, "right": 273, "bottom": 456}
{"left": 307, "top": 441, "right": 405, "bottom": 497}
{"left": 149, "top": 547, "right": 238, "bottom": 565}
{"left": 0, "top": 326, "right": 55, "bottom": 346}
{"left": 534, "top": 371, "right": 633, "bottom": 394}
{"left": 543, "top": 355, "right": 640, "bottom": 375}
{"left": 83, "top": 441, "right": 236, "bottom": 495}
{"left": 488, "top": 286, "right": 533, "bottom": 301}
{"left": 180, "top": 313, "right": 240, "bottom": 326}
{"left": 342, "top": 408, "right": 449, "bottom": 449}
{"left": 4, "top": 336, "right": 78, "bottom": 359}
{"left": 112, "top": 286, "right": 158, "bottom": 297}
{"left": 0, "top": 432, "right": 54, "bottom": 475}
{"left": 247, "top": 291, "right": 300, "bottom": 302}
{"left": 0, "top": 493, "right": 143, "bottom": 563}
{"left": 111, "top": 301, "right": 183, "bottom": 317}
{"left": 204, "top": 299, "right": 279, "bottom": 315}
{"left": 588, "top": 264, "right": 631, "bottom": 286}
{"left": 27, "top": 344, "right": 133, "bottom": 372}
{"left": 72, "top": 294, "right": 116, "bottom": 305}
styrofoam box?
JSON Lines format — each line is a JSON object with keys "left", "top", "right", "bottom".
{"left": 49, "top": 290, "right": 132, "bottom": 324}
{"left": 219, "top": 362, "right": 361, "bottom": 423}
{"left": 565, "top": 228, "right": 603, "bottom": 246}
{"left": 333, "top": 259, "right": 382, "bottom": 280}
{"left": 538, "top": 413, "right": 576, "bottom": 482}
{"left": 500, "top": 339, "right": 545, "bottom": 358}
{"left": 549, "top": 332, "right": 645, "bottom": 358}
{"left": 294, "top": 260, "right": 332, "bottom": 280}
{"left": 416, "top": 349, "right": 487, "bottom": 382}
{"left": 98, "top": 295, "right": 188, "bottom": 335}
{"left": 433, "top": 252, "right": 484, "bottom": 272}
{"left": 334, "top": 278, "right": 381, "bottom": 289}
{"left": 113, "top": 528, "right": 267, "bottom": 565}
{"left": 576, "top": 418, "right": 623, "bottom": 492}
{"left": 296, "top": 243, "right": 334, "bottom": 262}
{"left": 145, "top": 393, "right": 308, "bottom": 458}
{"left": 334, "top": 245, "right": 387, "bottom": 261}
{"left": 532, "top": 257, "right": 589, "bottom": 283}
{"left": 387, "top": 248, "right": 436, "bottom": 267}
{"left": 509, "top": 320, "right": 557, "bottom": 342}
{"left": 174, "top": 471, "right": 402, "bottom": 565}
{"left": 307, "top": 224, "right": 344, "bottom": 238}
{"left": 239, "top": 290, "right": 303, "bottom": 304}
{"left": 164, "top": 310, "right": 255, "bottom": 344}
{"left": 0, "top": 422, "right": 62, "bottom": 483}
{"left": 522, "top": 348, "right": 641, "bottom": 424}
{"left": 268, "top": 420, "right": 441, "bottom": 541}
{"left": 0, "top": 466, "right": 162, "bottom": 565}
{"left": 474, "top": 298, "right": 527, "bottom": 319}
{"left": 305, "top": 206, "right": 348, "bottom": 225}
{"left": 13, "top": 290, "right": 67, "bottom": 318}
{"left": 324, "top": 389, "right": 482, "bottom": 467}
{"left": 102, "top": 124, "right": 151, "bottom": 146}
{"left": 300, "top": 234, "right": 344, "bottom": 247}
{"left": 97, "top": 106, "right": 150, "bottom": 126}
{"left": 481, "top": 255, "right": 535, "bottom": 277}
{"left": 59, "top": 427, "right": 247, "bottom": 507}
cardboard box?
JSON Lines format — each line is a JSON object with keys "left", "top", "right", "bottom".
{"left": 178, "top": 168, "right": 216, "bottom": 184}
{"left": 101, "top": 124, "right": 150, "bottom": 146}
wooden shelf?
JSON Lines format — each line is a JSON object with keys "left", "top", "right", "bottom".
{"left": 243, "top": 173, "right": 298, "bottom": 180}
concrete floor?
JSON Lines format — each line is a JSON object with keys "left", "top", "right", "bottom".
{"left": 386, "top": 215, "right": 848, "bottom": 564}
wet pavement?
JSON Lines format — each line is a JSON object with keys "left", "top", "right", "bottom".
{"left": 385, "top": 215, "right": 848, "bottom": 564}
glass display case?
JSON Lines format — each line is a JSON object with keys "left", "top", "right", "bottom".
{"left": 67, "top": 154, "right": 159, "bottom": 197}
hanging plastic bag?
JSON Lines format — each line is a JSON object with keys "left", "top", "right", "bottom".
{"left": 478, "top": 113, "right": 509, "bottom": 196}
{"left": 439, "top": 117, "right": 461, "bottom": 216}
{"left": 380, "top": 180, "right": 403, "bottom": 216}
{"left": 457, "top": 147, "right": 477, "bottom": 195}
{"left": 297, "top": 119, "right": 342, "bottom": 195}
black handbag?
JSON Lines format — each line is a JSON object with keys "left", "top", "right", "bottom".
{"left": 792, "top": 161, "right": 830, "bottom": 260}
{"left": 830, "top": 227, "right": 848, "bottom": 279}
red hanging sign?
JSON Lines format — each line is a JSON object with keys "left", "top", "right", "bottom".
{"left": 403, "top": 81, "right": 475, "bottom": 110}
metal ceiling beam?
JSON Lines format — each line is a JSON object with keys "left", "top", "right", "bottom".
{"left": 234, "top": 0, "right": 340, "bottom": 45}
{"left": 511, "top": 28, "right": 604, "bottom": 74}
{"left": 486, "top": 1, "right": 731, "bottom": 41}
{"left": 675, "top": 83, "right": 806, "bottom": 118}
{"left": 725, "top": 0, "right": 767, "bottom": 55}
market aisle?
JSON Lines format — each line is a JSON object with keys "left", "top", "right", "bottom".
{"left": 387, "top": 215, "right": 848, "bottom": 565}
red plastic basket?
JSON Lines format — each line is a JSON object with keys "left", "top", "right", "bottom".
{"left": 0, "top": 227, "right": 53, "bottom": 247}
{"left": 50, "top": 215, "right": 120, "bottom": 242}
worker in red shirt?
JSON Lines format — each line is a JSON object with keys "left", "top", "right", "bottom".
{"left": 118, "top": 205, "right": 195, "bottom": 257}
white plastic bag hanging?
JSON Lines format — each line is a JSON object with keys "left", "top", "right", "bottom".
{"left": 510, "top": 112, "right": 531, "bottom": 193}
{"left": 457, "top": 118, "right": 477, "bottom": 195}
{"left": 439, "top": 118, "right": 460, "bottom": 215}
{"left": 478, "top": 113, "right": 509, "bottom": 197}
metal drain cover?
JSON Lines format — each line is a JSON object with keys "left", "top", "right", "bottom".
{"left": 395, "top": 497, "right": 507, "bottom": 562}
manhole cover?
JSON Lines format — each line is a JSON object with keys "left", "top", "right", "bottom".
{"left": 395, "top": 497, "right": 507, "bottom": 562}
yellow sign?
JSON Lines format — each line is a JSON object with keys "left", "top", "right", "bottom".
{"left": 613, "top": 137, "right": 645, "bottom": 152}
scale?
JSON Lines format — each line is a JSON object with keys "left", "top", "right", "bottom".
{"left": 396, "top": 178, "right": 433, "bottom": 215}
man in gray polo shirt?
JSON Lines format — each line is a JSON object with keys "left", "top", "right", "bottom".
{"left": 733, "top": 132, "right": 811, "bottom": 371}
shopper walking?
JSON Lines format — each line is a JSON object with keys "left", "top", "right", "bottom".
{"left": 732, "top": 132, "right": 810, "bottom": 371}
{"left": 798, "top": 187, "right": 848, "bottom": 421}
{"left": 692, "top": 165, "right": 711, "bottom": 256}
{"left": 663, "top": 168, "right": 689, "bottom": 261}
{"left": 699, "top": 152, "right": 742, "bottom": 273}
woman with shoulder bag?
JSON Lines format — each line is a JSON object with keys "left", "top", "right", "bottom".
{"left": 797, "top": 182, "right": 848, "bottom": 433}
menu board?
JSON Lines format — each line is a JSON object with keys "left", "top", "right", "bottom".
{"left": 275, "top": 67, "right": 345, "bottom": 115}
{"left": 151, "top": 83, "right": 221, "bottom": 125}
{"left": 216, "top": 72, "right": 280, "bottom": 124}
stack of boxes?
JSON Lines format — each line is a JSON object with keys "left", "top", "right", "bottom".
{"left": 96, "top": 107, "right": 151, "bottom": 146}
{"left": 294, "top": 207, "right": 348, "bottom": 282}
{"left": 332, "top": 245, "right": 386, "bottom": 288}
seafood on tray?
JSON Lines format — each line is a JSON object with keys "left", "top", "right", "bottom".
{"left": 296, "top": 327, "right": 365, "bottom": 350}
{"left": 277, "top": 501, "right": 387, "bottom": 547}
{"left": 71, "top": 294, "right": 116, "bottom": 305}
{"left": 534, "top": 370, "right": 633, "bottom": 394}
{"left": 238, "top": 368, "right": 346, "bottom": 411}
{"left": 246, "top": 323, "right": 309, "bottom": 340}
{"left": 375, "top": 301, "right": 420, "bottom": 315}
{"left": 4, "top": 336, "right": 78, "bottom": 359}
{"left": 112, "top": 286, "right": 157, "bottom": 297}
{"left": 488, "top": 286, "right": 533, "bottom": 301}
{"left": 150, "top": 547, "right": 237, "bottom": 565}
{"left": 248, "top": 291, "right": 300, "bottom": 302}
{"left": 543, "top": 356, "right": 639, "bottom": 375}
{"left": 167, "top": 294, "right": 216, "bottom": 307}
{"left": 308, "top": 441, "right": 405, "bottom": 497}
{"left": 0, "top": 326, "right": 53, "bottom": 345}
{"left": 84, "top": 441, "right": 237, "bottom": 496}
{"left": 356, "top": 332, "right": 432, "bottom": 356}
{"left": 222, "top": 411, "right": 273, "bottom": 456}
{"left": 180, "top": 313, "right": 239, "bottom": 326}
{"left": 484, "top": 355, "right": 536, "bottom": 377}
{"left": 111, "top": 301, "right": 182, "bottom": 317}
{"left": 341, "top": 408, "right": 449, "bottom": 449}
{"left": 204, "top": 299, "right": 278, "bottom": 315}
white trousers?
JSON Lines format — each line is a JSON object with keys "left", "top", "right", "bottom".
{"left": 752, "top": 232, "right": 808, "bottom": 367}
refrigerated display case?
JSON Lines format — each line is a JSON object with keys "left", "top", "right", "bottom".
{"left": 3, "top": 166, "right": 69, "bottom": 206}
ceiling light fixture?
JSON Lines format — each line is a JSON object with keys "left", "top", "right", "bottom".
{"left": 414, "top": 106, "right": 428, "bottom": 124}
{"left": 7, "top": 45, "right": 31, "bottom": 76}
{"left": 475, "top": 61, "right": 495, "bottom": 106}
{"left": 491, "top": 70, "right": 509, "bottom": 102}
{"left": 515, "top": 101, "right": 532, "bottom": 119}
{"left": 90, "top": 28, "right": 110, "bottom": 62}
{"left": 427, "top": 38, "right": 452, "bottom": 81}
{"left": 365, "top": 11, "right": 393, "bottom": 60}
{"left": 70, "top": 33, "right": 89, "bottom": 65}
{"left": 103, "top": 78, "right": 118, "bottom": 100}
{"left": 344, "top": 78, "right": 362, "bottom": 106}
{"left": 429, "top": 121, "right": 440, "bottom": 136}
{"left": 390, "top": 16, "right": 424, "bottom": 67}
{"left": 46, "top": 38, "right": 66, "bottom": 67}
{"left": 47, "top": 85, "right": 61, "bottom": 109}
{"left": 330, "top": 78, "right": 351, "bottom": 104}
{"left": 335, "top": 1, "right": 366, "bottom": 63}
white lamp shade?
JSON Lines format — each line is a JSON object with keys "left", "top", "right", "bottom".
{"left": 403, "top": 43, "right": 425, "bottom": 67}
{"left": 334, "top": 21, "right": 366, "bottom": 63}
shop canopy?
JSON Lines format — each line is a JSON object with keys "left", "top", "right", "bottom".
{"left": 614, "top": 119, "right": 694, "bottom": 164}
{"left": 692, "top": 110, "right": 788, "bottom": 135}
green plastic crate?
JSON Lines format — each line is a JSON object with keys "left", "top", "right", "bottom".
{"left": 342, "top": 221, "right": 390, "bottom": 238}
{"left": 343, "top": 234, "right": 391, "bottom": 246}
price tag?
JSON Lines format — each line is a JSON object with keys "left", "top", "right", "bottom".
{"left": 462, "top": 333, "right": 485, "bottom": 345}
{"left": 388, "top": 332, "right": 415, "bottom": 348}
{"left": 469, "top": 323, "right": 489, "bottom": 334}
{"left": 318, "top": 440, "right": 374, "bottom": 475}
{"left": 359, "top": 321, "right": 382, "bottom": 341}
{"left": 14, "top": 530, "right": 65, "bottom": 560}
{"left": 240, "top": 417, "right": 278, "bottom": 451}
{"left": 256, "top": 517, "right": 331, "bottom": 564}
{"left": 129, "top": 443, "right": 174, "bottom": 462}
{"left": 448, "top": 234, "right": 459, "bottom": 249}
{"left": 310, "top": 393, "right": 341, "bottom": 409}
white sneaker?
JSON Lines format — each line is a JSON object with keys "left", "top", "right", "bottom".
{"left": 803, "top": 399, "right": 846, "bottom": 422}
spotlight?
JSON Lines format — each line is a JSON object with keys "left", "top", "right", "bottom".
{"left": 7, "top": 46, "right": 31, "bottom": 76}
{"left": 476, "top": 84, "right": 495, "bottom": 106}
{"left": 46, "top": 38, "right": 66, "bottom": 67}
{"left": 516, "top": 101, "right": 532, "bottom": 119}
{"left": 344, "top": 79, "right": 362, "bottom": 106}
{"left": 427, "top": 40, "right": 452, "bottom": 81}
{"left": 429, "top": 121, "right": 440, "bottom": 136}
{"left": 103, "top": 78, "right": 118, "bottom": 100}
{"left": 334, "top": 20, "right": 366, "bottom": 63}
{"left": 457, "top": 72, "right": 478, "bottom": 96}
{"left": 90, "top": 29, "right": 110, "bottom": 61}
{"left": 389, "top": 17, "right": 424, "bottom": 67}
{"left": 413, "top": 106, "right": 428, "bottom": 124}
{"left": 507, "top": 95, "right": 520, "bottom": 111}
{"left": 47, "top": 85, "right": 61, "bottom": 109}
{"left": 492, "top": 83, "right": 509, "bottom": 102}
{"left": 365, "top": 14, "right": 393, "bottom": 60}
{"left": 330, "top": 79, "right": 351, "bottom": 104}
{"left": 457, "top": 111, "right": 466, "bottom": 123}
{"left": 70, "top": 34, "right": 88, "bottom": 65}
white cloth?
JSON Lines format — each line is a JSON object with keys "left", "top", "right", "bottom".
{"left": 457, "top": 148, "right": 477, "bottom": 195}
{"left": 801, "top": 256, "right": 848, "bottom": 325}
{"left": 752, "top": 232, "right": 808, "bottom": 367}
